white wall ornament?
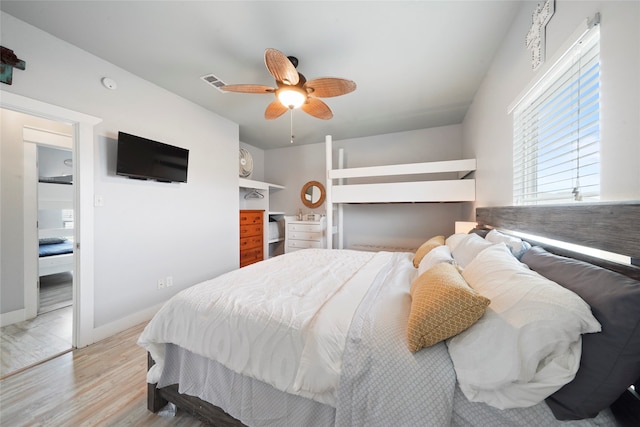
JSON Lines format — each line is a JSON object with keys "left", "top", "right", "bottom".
{"left": 526, "top": 0, "right": 555, "bottom": 71}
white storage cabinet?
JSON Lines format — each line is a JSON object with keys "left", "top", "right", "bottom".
{"left": 284, "top": 216, "right": 326, "bottom": 253}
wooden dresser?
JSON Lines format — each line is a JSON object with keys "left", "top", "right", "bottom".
{"left": 239, "top": 210, "right": 264, "bottom": 267}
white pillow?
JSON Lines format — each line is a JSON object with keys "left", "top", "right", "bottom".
{"left": 450, "top": 233, "right": 493, "bottom": 268}
{"left": 446, "top": 243, "right": 601, "bottom": 409}
{"left": 485, "top": 229, "right": 531, "bottom": 259}
{"left": 444, "top": 233, "right": 468, "bottom": 252}
{"left": 417, "top": 244, "right": 453, "bottom": 275}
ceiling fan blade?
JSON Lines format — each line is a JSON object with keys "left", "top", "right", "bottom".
{"left": 302, "top": 98, "right": 333, "bottom": 120}
{"left": 220, "top": 84, "right": 275, "bottom": 94}
{"left": 265, "top": 100, "right": 289, "bottom": 120}
{"left": 305, "top": 78, "right": 356, "bottom": 98}
{"left": 264, "top": 48, "right": 299, "bottom": 86}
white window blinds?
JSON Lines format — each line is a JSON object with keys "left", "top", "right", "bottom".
{"left": 513, "top": 25, "right": 600, "bottom": 205}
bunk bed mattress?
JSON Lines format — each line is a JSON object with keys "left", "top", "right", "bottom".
{"left": 140, "top": 249, "right": 422, "bottom": 406}
{"left": 38, "top": 239, "right": 73, "bottom": 257}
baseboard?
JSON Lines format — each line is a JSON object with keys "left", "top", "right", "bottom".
{"left": 0, "top": 309, "right": 26, "bottom": 327}
{"left": 91, "top": 303, "right": 163, "bottom": 343}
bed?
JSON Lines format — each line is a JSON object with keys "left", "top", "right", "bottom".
{"left": 38, "top": 236, "right": 74, "bottom": 276}
{"left": 323, "top": 135, "right": 477, "bottom": 250}
{"left": 38, "top": 181, "right": 74, "bottom": 277}
{"left": 139, "top": 202, "right": 640, "bottom": 426}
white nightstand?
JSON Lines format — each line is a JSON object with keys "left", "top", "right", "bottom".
{"left": 284, "top": 216, "right": 327, "bottom": 253}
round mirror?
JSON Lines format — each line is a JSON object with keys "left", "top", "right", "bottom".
{"left": 301, "top": 180, "right": 326, "bottom": 209}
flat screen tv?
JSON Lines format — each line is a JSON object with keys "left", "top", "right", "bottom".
{"left": 116, "top": 132, "right": 189, "bottom": 183}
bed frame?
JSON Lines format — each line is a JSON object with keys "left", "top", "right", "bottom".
{"left": 38, "top": 181, "right": 74, "bottom": 276}
{"left": 147, "top": 202, "right": 640, "bottom": 426}
{"left": 324, "top": 135, "right": 476, "bottom": 249}
{"left": 39, "top": 252, "right": 74, "bottom": 277}
{"left": 147, "top": 354, "right": 245, "bottom": 426}
{"left": 476, "top": 203, "right": 640, "bottom": 280}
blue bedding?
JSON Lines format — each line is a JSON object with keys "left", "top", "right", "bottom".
{"left": 39, "top": 240, "right": 73, "bottom": 257}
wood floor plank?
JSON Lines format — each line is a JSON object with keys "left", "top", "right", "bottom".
{"left": 0, "top": 306, "right": 72, "bottom": 377}
{"left": 39, "top": 272, "right": 73, "bottom": 314}
{"left": 0, "top": 322, "right": 204, "bottom": 426}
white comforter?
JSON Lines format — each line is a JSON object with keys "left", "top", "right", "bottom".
{"left": 138, "top": 249, "right": 403, "bottom": 405}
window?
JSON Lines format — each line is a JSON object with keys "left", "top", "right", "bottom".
{"left": 513, "top": 25, "right": 600, "bottom": 205}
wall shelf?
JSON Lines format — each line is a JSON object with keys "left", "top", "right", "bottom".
{"left": 239, "top": 179, "right": 285, "bottom": 264}
{"left": 239, "top": 178, "right": 284, "bottom": 191}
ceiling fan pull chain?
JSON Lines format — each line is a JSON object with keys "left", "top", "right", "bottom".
{"left": 290, "top": 109, "right": 295, "bottom": 144}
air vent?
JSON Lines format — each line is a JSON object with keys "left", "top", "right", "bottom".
{"left": 201, "top": 73, "right": 227, "bottom": 92}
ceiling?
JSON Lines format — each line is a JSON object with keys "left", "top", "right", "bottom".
{"left": 1, "top": 1, "right": 521, "bottom": 150}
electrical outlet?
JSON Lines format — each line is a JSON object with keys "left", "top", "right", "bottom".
{"left": 157, "top": 278, "right": 166, "bottom": 289}
{"left": 166, "top": 276, "right": 173, "bottom": 287}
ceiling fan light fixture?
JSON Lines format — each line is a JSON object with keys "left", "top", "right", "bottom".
{"left": 224, "top": 48, "right": 354, "bottom": 120}
{"left": 277, "top": 87, "right": 306, "bottom": 109}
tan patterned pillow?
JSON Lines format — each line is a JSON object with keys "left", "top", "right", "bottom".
{"left": 413, "top": 235, "right": 445, "bottom": 267}
{"left": 407, "top": 263, "right": 490, "bottom": 352}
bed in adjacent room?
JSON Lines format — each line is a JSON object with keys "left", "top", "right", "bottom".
{"left": 37, "top": 181, "right": 74, "bottom": 277}
{"left": 38, "top": 236, "right": 74, "bottom": 277}
{"left": 138, "top": 202, "right": 640, "bottom": 426}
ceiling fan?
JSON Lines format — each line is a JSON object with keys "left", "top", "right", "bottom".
{"left": 221, "top": 48, "right": 356, "bottom": 120}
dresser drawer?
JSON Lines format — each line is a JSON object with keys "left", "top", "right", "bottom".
{"left": 288, "top": 222, "right": 324, "bottom": 232}
{"left": 287, "top": 239, "right": 325, "bottom": 250}
{"left": 239, "top": 210, "right": 264, "bottom": 267}
{"left": 240, "top": 210, "right": 263, "bottom": 225}
{"left": 240, "top": 247, "right": 263, "bottom": 267}
{"left": 287, "top": 231, "right": 323, "bottom": 242}
{"left": 240, "top": 235, "right": 262, "bottom": 250}
{"left": 240, "top": 224, "right": 263, "bottom": 238}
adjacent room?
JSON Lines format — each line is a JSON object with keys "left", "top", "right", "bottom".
{"left": 0, "top": 1, "right": 638, "bottom": 426}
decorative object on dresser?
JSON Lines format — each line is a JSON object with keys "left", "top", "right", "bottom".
{"left": 284, "top": 216, "right": 326, "bottom": 254}
{"left": 239, "top": 210, "right": 264, "bottom": 267}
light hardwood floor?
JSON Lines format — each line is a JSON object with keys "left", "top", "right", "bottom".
{"left": 38, "top": 271, "right": 73, "bottom": 315}
{"left": 0, "top": 321, "right": 205, "bottom": 426}
{"left": 0, "top": 306, "right": 72, "bottom": 378}
{"left": 1, "top": 273, "right": 74, "bottom": 378}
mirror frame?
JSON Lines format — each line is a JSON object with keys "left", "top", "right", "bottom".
{"left": 300, "top": 180, "right": 326, "bottom": 209}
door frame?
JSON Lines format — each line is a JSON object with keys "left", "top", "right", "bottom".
{"left": 1, "top": 91, "right": 102, "bottom": 348}
{"left": 24, "top": 136, "right": 74, "bottom": 319}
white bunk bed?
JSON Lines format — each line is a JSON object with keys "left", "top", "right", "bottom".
{"left": 324, "top": 135, "right": 476, "bottom": 249}
{"left": 38, "top": 181, "right": 74, "bottom": 276}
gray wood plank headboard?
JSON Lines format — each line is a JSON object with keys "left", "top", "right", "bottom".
{"left": 475, "top": 202, "right": 640, "bottom": 279}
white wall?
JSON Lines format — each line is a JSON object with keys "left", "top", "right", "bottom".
{"left": 0, "top": 12, "right": 239, "bottom": 333}
{"left": 265, "top": 125, "right": 470, "bottom": 249}
{"left": 265, "top": 141, "right": 327, "bottom": 217}
{"left": 463, "top": 0, "right": 640, "bottom": 207}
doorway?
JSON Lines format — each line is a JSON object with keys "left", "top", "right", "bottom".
{"left": 0, "top": 113, "right": 75, "bottom": 377}
{"left": 0, "top": 92, "right": 101, "bottom": 377}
